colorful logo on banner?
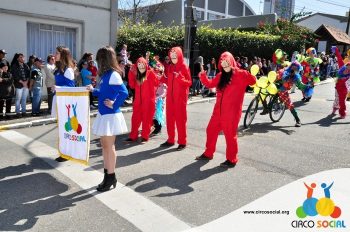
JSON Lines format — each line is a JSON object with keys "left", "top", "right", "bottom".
{"left": 64, "top": 103, "right": 82, "bottom": 134}
{"left": 291, "top": 182, "right": 346, "bottom": 229}
{"left": 296, "top": 182, "right": 341, "bottom": 219}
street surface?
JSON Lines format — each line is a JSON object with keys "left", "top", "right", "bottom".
{"left": 0, "top": 80, "right": 349, "bottom": 231}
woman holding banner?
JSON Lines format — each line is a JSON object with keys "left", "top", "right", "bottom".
{"left": 53, "top": 46, "right": 76, "bottom": 162}
{"left": 88, "top": 46, "right": 128, "bottom": 192}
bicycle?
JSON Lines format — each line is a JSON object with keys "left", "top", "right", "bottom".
{"left": 243, "top": 85, "right": 286, "bottom": 129}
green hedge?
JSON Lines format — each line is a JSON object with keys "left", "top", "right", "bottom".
{"left": 117, "top": 22, "right": 308, "bottom": 63}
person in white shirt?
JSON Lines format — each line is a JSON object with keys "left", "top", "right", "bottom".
{"left": 43, "top": 54, "right": 56, "bottom": 113}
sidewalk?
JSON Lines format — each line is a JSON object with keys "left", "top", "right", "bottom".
{"left": 0, "top": 96, "right": 216, "bottom": 130}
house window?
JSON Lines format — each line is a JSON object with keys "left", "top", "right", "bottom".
{"left": 27, "top": 22, "right": 77, "bottom": 59}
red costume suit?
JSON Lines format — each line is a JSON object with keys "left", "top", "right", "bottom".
{"left": 161, "top": 47, "right": 192, "bottom": 148}
{"left": 128, "top": 57, "right": 159, "bottom": 141}
{"left": 198, "top": 52, "right": 256, "bottom": 165}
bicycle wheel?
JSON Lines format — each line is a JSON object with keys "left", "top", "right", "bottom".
{"left": 269, "top": 95, "right": 286, "bottom": 122}
{"left": 244, "top": 96, "right": 259, "bottom": 128}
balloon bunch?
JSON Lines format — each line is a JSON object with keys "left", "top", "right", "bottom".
{"left": 250, "top": 65, "right": 278, "bottom": 101}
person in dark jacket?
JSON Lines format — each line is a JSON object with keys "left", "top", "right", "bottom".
{"left": 0, "top": 62, "right": 15, "bottom": 119}
{"left": 0, "top": 49, "right": 10, "bottom": 70}
{"left": 11, "top": 53, "right": 30, "bottom": 117}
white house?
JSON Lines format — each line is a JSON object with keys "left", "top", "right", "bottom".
{"left": 296, "top": 13, "right": 348, "bottom": 33}
{"left": 0, "top": 0, "right": 118, "bottom": 61}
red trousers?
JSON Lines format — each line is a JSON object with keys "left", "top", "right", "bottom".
{"left": 129, "top": 104, "right": 155, "bottom": 140}
{"left": 166, "top": 100, "right": 187, "bottom": 145}
{"left": 335, "top": 80, "right": 348, "bottom": 117}
{"left": 204, "top": 115, "right": 239, "bottom": 164}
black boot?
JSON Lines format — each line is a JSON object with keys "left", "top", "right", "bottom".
{"left": 96, "top": 173, "right": 117, "bottom": 192}
{"left": 98, "top": 169, "right": 107, "bottom": 188}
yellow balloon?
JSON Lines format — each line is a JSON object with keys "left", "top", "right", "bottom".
{"left": 268, "top": 71, "right": 277, "bottom": 83}
{"left": 267, "top": 83, "right": 278, "bottom": 95}
{"left": 257, "top": 76, "right": 268, "bottom": 88}
{"left": 250, "top": 64, "right": 260, "bottom": 76}
{"left": 253, "top": 86, "right": 260, "bottom": 94}
{"left": 71, "top": 117, "right": 79, "bottom": 131}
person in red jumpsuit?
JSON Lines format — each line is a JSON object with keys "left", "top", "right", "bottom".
{"left": 125, "top": 57, "right": 159, "bottom": 142}
{"left": 195, "top": 52, "right": 256, "bottom": 168}
{"left": 160, "top": 47, "right": 192, "bottom": 150}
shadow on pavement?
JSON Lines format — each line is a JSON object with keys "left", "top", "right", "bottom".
{"left": 88, "top": 145, "right": 179, "bottom": 171}
{"left": 126, "top": 161, "right": 227, "bottom": 197}
{"left": 303, "top": 114, "right": 350, "bottom": 127}
{"left": 0, "top": 171, "right": 93, "bottom": 231}
{"left": 239, "top": 122, "right": 296, "bottom": 137}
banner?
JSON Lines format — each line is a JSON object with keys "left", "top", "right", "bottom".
{"left": 56, "top": 87, "right": 90, "bottom": 165}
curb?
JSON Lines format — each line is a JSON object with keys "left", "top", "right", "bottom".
{"left": 0, "top": 98, "right": 216, "bottom": 130}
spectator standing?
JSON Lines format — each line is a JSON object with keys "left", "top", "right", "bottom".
{"left": 30, "top": 57, "right": 44, "bottom": 116}
{"left": 11, "top": 53, "right": 30, "bottom": 117}
{"left": 207, "top": 58, "right": 217, "bottom": 78}
{"left": 192, "top": 56, "right": 204, "bottom": 96}
{"left": 0, "top": 62, "right": 15, "bottom": 119}
{"left": 80, "top": 61, "right": 96, "bottom": 108}
{"left": 43, "top": 54, "right": 56, "bottom": 113}
{"left": 0, "top": 49, "right": 10, "bottom": 70}
{"left": 120, "top": 44, "right": 129, "bottom": 65}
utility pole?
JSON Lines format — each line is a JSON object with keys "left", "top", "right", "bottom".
{"left": 345, "top": 8, "right": 350, "bottom": 53}
{"left": 183, "top": 0, "right": 196, "bottom": 65}
{"left": 110, "top": 0, "right": 118, "bottom": 47}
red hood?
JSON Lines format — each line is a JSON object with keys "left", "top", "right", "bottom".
{"left": 136, "top": 57, "right": 150, "bottom": 71}
{"left": 132, "top": 57, "right": 150, "bottom": 74}
{"left": 218, "top": 52, "right": 237, "bottom": 72}
{"left": 168, "top": 47, "right": 185, "bottom": 68}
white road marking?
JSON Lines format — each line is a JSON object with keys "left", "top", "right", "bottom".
{"left": 0, "top": 130, "right": 191, "bottom": 232}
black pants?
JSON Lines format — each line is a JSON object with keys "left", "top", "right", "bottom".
{"left": 0, "top": 98, "right": 12, "bottom": 115}
{"left": 153, "top": 119, "right": 162, "bottom": 134}
{"left": 89, "top": 92, "right": 96, "bottom": 106}
{"left": 47, "top": 87, "right": 54, "bottom": 112}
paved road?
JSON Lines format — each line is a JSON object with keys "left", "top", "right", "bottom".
{"left": 0, "top": 80, "right": 349, "bottom": 231}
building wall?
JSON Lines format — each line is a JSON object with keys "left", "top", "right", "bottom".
{"left": 150, "top": 0, "right": 255, "bottom": 26}
{"left": 198, "top": 13, "right": 277, "bottom": 29}
{"left": 149, "top": 0, "right": 182, "bottom": 25}
{"left": 264, "top": 0, "right": 295, "bottom": 19}
{"left": 297, "top": 15, "right": 347, "bottom": 32}
{"left": 0, "top": 0, "right": 111, "bottom": 60}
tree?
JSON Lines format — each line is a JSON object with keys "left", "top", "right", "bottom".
{"left": 118, "top": 0, "right": 166, "bottom": 24}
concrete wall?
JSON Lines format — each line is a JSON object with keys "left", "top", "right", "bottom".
{"left": 0, "top": 0, "right": 112, "bottom": 60}
{"left": 297, "top": 15, "right": 347, "bottom": 32}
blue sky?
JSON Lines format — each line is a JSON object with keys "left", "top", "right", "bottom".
{"left": 244, "top": 0, "right": 350, "bottom": 16}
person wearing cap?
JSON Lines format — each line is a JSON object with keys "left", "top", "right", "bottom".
{"left": 0, "top": 49, "right": 10, "bottom": 70}
{"left": 29, "top": 57, "right": 44, "bottom": 116}
{"left": 0, "top": 62, "right": 15, "bottom": 119}
{"left": 11, "top": 53, "right": 30, "bottom": 117}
